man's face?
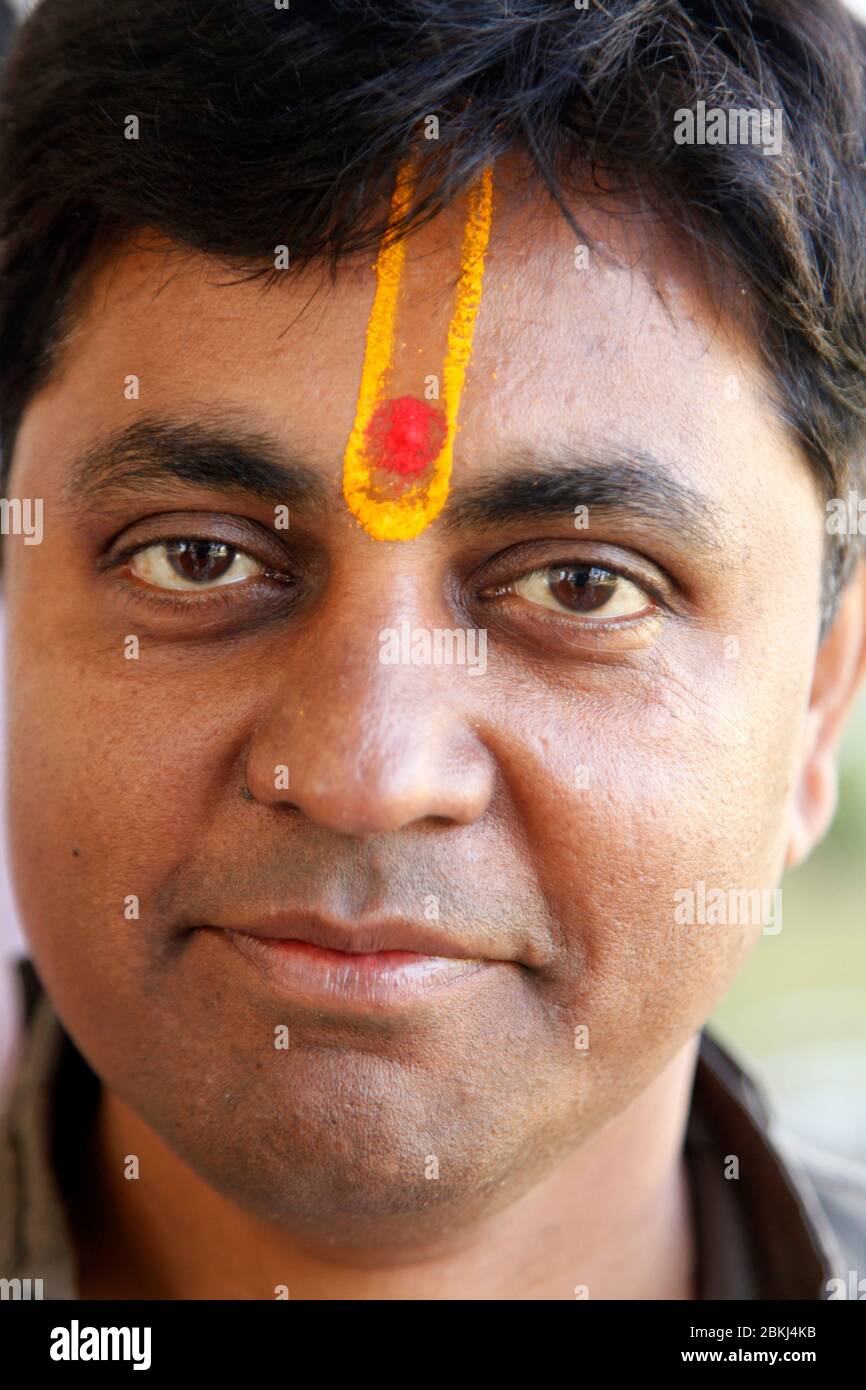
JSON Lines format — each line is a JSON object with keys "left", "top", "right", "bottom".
{"left": 3, "top": 166, "right": 826, "bottom": 1242}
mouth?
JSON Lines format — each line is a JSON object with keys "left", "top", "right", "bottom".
{"left": 200, "top": 912, "right": 508, "bottom": 1011}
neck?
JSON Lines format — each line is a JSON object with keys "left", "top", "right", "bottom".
{"left": 70, "top": 1037, "right": 700, "bottom": 1300}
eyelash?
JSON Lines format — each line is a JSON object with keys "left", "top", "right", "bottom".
{"left": 476, "top": 557, "right": 669, "bottom": 637}
{"left": 102, "top": 536, "right": 294, "bottom": 610}
{"left": 104, "top": 535, "right": 666, "bottom": 629}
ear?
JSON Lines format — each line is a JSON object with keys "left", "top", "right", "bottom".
{"left": 785, "top": 559, "right": 866, "bottom": 868}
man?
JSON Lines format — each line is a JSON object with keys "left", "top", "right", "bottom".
{"left": 0, "top": 0, "right": 865, "bottom": 1301}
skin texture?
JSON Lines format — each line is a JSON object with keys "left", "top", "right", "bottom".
{"left": 3, "top": 156, "right": 866, "bottom": 1298}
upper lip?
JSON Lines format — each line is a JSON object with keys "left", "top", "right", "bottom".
{"left": 212, "top": 911, "right": 502, "bottom": 961}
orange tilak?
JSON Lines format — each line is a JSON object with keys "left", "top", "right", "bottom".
{"left": 341, "top": 161, "right": 494, "bottom": 541}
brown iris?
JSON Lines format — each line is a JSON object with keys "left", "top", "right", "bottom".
{"left": 548, "top": 566, "right": 618, "bottom": 613}
{"left": 165, "top": 540, "right": 236, "bottom": 584}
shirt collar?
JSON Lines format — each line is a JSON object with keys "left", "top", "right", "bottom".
{"left": 684, "top": 1029, "right": 848, "bottom": 1297}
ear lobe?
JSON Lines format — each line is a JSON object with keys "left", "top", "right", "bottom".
{"left": 784, "top": 752, "right": 838, "bottom": 869}
{"left": 785, "top": 560, "right": 866, "bottom": 870}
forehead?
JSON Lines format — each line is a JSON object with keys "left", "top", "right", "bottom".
{"left": 18, "top": 165, "right": 812, "bottom": 518}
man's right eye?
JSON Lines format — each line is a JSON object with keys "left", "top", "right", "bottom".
{"left": 128, "top": 539, "right": 266, "bottom": 591}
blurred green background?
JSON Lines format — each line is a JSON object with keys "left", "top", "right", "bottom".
{"left": 710, "top": 690, "right": 866, "bottom": 1159}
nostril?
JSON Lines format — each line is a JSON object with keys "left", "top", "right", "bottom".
{"left": 242, "top": 783, "right": 305, "bottom": 815}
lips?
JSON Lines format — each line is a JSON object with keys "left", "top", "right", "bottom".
{"left": 202, "top": 910, "right": 506, "bottom": 1010}
{"left": 212, "top": 910, "right": 489, "bottom": 959}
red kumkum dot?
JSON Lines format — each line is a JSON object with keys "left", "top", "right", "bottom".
{"left": 365, "top": 395, "right": 447, "bottom": 478}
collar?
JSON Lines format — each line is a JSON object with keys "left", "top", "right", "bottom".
{"left": 684, "top": 1029, "right": 849, "bottom": 1297}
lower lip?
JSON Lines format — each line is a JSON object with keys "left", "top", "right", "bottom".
{"left": 216, "top": 932, "right": 493, "bottom": 1009}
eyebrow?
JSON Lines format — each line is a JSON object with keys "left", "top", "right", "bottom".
{"left": 445, "top": 444, "right": 721, "bottom": 553}
{"left": 64, "top": 415, "right": 329, "bottom": 514}
{"left": 64, "top": 415, "right": 720, "bottom": 553}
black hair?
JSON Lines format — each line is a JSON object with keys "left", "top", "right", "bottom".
{"left": 0, "top": 0, "right": 864, "bottom": 627}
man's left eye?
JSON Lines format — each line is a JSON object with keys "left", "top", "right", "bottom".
{"left": 508, "top": 564, "right": 653, "bottom": 620}
{"left": 128, "top": 540, "right": 265, "bottom": 591}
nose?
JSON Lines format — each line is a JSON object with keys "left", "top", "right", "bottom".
{"left": 243, "top": 613, "right": 495, "bottom": 836}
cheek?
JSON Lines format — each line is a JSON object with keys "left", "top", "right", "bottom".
{"left": 493, "top": 658, "right": 805, "bottom": 1092}
{"left": 4, "top": 614, "right": 248, "bottom": 1022}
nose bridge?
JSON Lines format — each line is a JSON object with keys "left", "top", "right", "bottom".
{"left": 244, "top": 602, "right": 493, "bottom": 835}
